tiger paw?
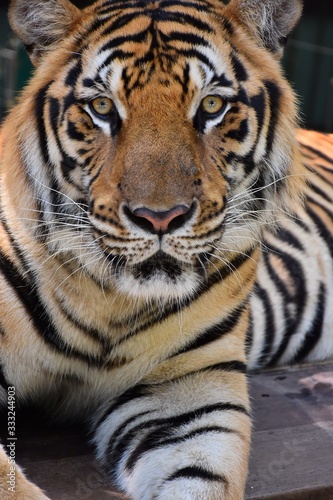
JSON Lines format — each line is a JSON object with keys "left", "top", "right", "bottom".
{"left": 0, "top": 444, "right": 50, "bottom": 500}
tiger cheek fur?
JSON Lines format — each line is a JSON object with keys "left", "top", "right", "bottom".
{"left": 3, "top": 1, "right": 330, "bottom": 500}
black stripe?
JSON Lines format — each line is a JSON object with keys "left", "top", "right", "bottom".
{"left": 274, "top": 226, "right": 305, "bottom": 252}
{"left": 32, "top": 197, "right": 48, "bottom": 243}
{"left": 63, "top": 89, "right": 77, "bottom": 116}
{"left": 180, "top": 62, "right": 190, "bottom": 100}
{"left": 272, "top": 244, "right": 307, "bottom": 313}
{"left": 156, "top": 11, "right": 214, "bottom": 33}
{"left": 160, "top": 30, "right": 210, "bottom": 48}
{"left": 242, "top": 152, "right": 258, "bottom": 177}
{"left": 65, "top": 58, "right": 82, "bottom": 87}
{"left": 294, "top": 215, "right": 311, "bottom": 233}
{"left": 97, "top": 1, "right": 145, "bottom": 15}
{"left": 173, "top": 303, "right": 247, "bottom": 356}
{"left": 0, "top": 362, "right": 9, "bottom": 390}
{"left": 160, "top": 0, "right": 211, "bottom": 11}
{"left": 177, "top": 48, "right": 215, "bottom": 71}
{"left": 306, "top": 199, "right": 333, "bottom": 258}
{"left": 245, "top": 308, "right": 253, "bottom": 355}
{"left": 49, "top": 96, "right": 61, "bottom": 132}
{"left": 304, "top": 161, "right": 333, "bottom": 187}
{"left": 167, "top": 466, "right": 227, "bottom": 484}
{"left": 87, "top": 164, "right": 104, "bottom": 189}
{"left": 263, "top": 251, "right": 292, "bottom": 303}
{"left": 253, "top": 283, "right": 275, "bottom": 367}
{"left": 67, "top": 120, "right": 85, "bottom": 142}
{"left": 55, "top": 295, "right": 111, "bottom": 352}
{"left": 301, "top": 144, "right": 333, "bottom": 165}
{"left": 35, "top": 83, "right": 53, "bottom": 166}
{"left": 82, "top": 78, "right": 97, "bottom": 89}
{"left": 96, "top": 384, "right": 151, "bottom": 427}
{"left": 0, "top": 207, "right": 34, "bottom": 279}
{"left": 99, "top": 29, "right": 149, "bottom": 53}
{"left": 307, "top": 181, "right": 333, "bottom": 205}
{"left": 263, "top": 80, "right": 281, "bottom": 155}
{"left": 231, "top": 52, "right": 248, "bottom": 82}
{"left": 207, "top": 360, "right": 247, "bottom": 373}
{"left": 250, "top": 88, "right": 266, "bottom": 142}
{"left": 214, "top": 72, "right": 233, "bottom": 88}
{"left": 101, "top": 12, "right": 142, "bottom": 36}
{"left": 126, "top": 425, "right": 235, "bottom": 472}
{"left": 235, "top": 86, "right": 249, "bottom": 106}
{"left": 290, "top": 283, "right": 325, "bottom": 364}
{"left": 225, "top": 118, "right": 248, "bottom": 141}
{"left": 98, "top": 50, "right": 134, "bottom": 71}
{"left": 61, "top": 156, "right": 77, "bottom": 180}
{"left": 168, "top": 360, "right": 247, "bottom": 384}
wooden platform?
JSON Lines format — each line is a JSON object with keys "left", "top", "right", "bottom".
{"left": 247, "top": 361, "right": 333, "bottom": 500}
{"left": 1, "top": 361, "right": 333, "bottom": 499}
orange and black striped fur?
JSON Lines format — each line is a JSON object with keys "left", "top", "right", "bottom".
{"left": 0, "top": 0, "right": 332, "bottom": 498}
{"left": 249, "top": 129, "right": 333, "bottom": 369}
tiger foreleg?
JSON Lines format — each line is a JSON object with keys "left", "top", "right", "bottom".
{"left": 93, "top": 370, "right": 251, "bottom": 499}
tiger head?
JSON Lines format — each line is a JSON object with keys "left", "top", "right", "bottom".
{"left": 6, "top": 0, "right": 303, "bottom": 302}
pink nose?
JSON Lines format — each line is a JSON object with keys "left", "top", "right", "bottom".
{"left": 125, "top": 204, "right": 193, "bottom": 234}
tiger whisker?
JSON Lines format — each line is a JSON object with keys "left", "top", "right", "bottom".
{"left": 29, "top": 176, "right": 88, "bottom": 214}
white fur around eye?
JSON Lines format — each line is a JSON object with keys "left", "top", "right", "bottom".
{"left": 204, "top": 102, "right": 231, "bottom": 133}
{"left": 84, "top": 105, "right": 112, "bottom": 133}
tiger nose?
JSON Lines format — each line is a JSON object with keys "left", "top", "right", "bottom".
{"left": 124, "top": 204, "right": 194, "bottom": 234}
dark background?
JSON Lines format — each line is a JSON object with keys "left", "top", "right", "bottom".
{"left": 0, "top": 0, "right": 333, "bottom": 131}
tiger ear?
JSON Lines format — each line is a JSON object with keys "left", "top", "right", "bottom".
{"left": 230, "top": 0, "right": 303, "bottom": 58}
{"left": 8, "top": 0, "right": 81, "bottom": 65}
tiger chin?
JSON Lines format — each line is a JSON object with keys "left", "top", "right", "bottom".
{"left": 1, "top": 0, "right": 332, "bottom": 499}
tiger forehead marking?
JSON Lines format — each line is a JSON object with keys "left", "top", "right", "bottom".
{"left": 79, "top": 3, "right": 237, "bottom": 107}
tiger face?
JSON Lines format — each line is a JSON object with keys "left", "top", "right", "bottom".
{"left": 8, "top": 0, "right": 302, "bottom": 302}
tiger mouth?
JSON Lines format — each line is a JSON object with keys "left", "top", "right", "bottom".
{"left": 131, "top": 251, "right": 184, "bottom": 282}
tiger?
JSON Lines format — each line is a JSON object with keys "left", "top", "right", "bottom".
{"left": 0, "top": 0, "right": 332, "bottom": 499}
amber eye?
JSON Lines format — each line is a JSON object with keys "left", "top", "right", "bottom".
{"left": 90, "top": 97, "right": 114, "bottom": 116}
{"left": 201, "top": 95, "right": 225, "bottom": 115}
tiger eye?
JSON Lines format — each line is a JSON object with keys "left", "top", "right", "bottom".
{"left": 90, "top": 97, "right": 114, "bottom": 116}
{"left": 201, "top": 95, "right": 224, "bottom": 115}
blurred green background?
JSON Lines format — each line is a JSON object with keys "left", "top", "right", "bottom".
{"left": 0, "top": 0, "right": 332, "bottom": 131}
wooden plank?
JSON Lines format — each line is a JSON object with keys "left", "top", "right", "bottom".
{"left": 1, "top": 361, "right": 333, "bottom": 499}
{"left": 246, "top": 361, "right": 333, "bottom": 500}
